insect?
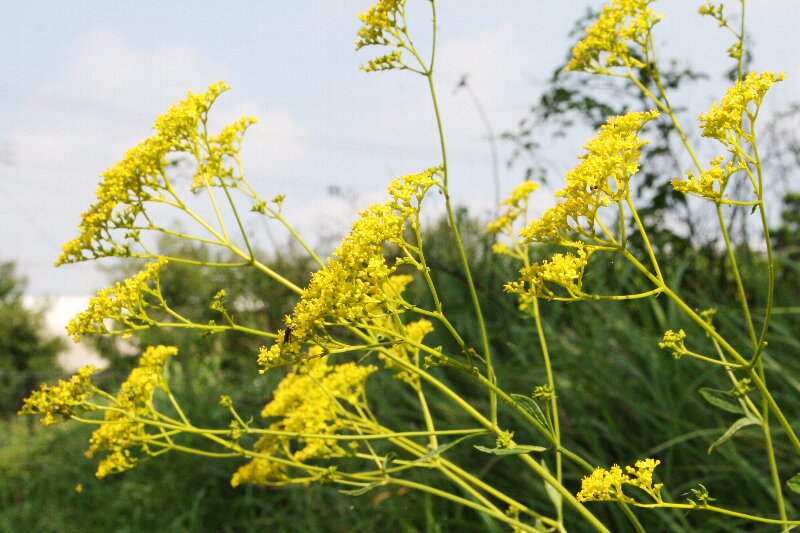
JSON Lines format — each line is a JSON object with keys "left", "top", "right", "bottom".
{"left": 283, "top": 325, "right": 294, "bottom": 344}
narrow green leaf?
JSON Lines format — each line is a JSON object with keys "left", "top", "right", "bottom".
{"left": 787, "top": 473, "right": 800, "bottom": 494}
{"left": 540, "top": 459, "right": 562, "bottom": 510}
{"left": 474, "top": 444, "right": 547, "bottom": 456}
{"left": 698, "top": 388, "right": 745, "bottom": 415}
{"left": 412, "top": 432, "right": 486, "bottom": 464}
{"left": 339, "top": 481, "right": 384, "bottom": 496}
{"left": 510, "top": 393, "right": 551, "bottom": 432}
{"left": 708, "top": 417, "right": 759, "bottom": 454}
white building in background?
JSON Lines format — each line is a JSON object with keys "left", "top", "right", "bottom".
{"left": 23, "top": 295, "right": 107, "bottom": 371}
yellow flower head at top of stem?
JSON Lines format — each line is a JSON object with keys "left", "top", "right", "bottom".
{"left": 658, "top": 329, "right": 686, "bottom": 359}
{"left": 672, "top": 155, "right": 744, "bottom": 201}
{"left": 85, "top": 345, "right": 178, "bottom": 479}
{"left": 66, "top": 259, "right": 167, "bottom": 342}
{"left": 56, "top": 82, "right": 257, "bottom": 265}
{"left": 257, "top": 167, "right": 441, "bottom": 372}
{"left": 698, "top": 71, "right": 786, "bottom": 143}
{"left": 505, "top": 244, "right": 591, "bottom": 302}
{"left": 577, "top": 458, "right": 663, "bottom": 503}
{"left": 231, "top": 353, "right": 377, "bottom": 487}
{"left": 356, "top": 0, "right": 406, "bottom": 72}
{"left": 487, "top": 180, "right": 540, "bottom": 236}
{"left": 18, "top": 366, "right": 99, "bottom": 426}
{"left": 519, "top": 110, "right": 658, "bottom": 245}
{"left": 566, "top": 0, "right": 662, "bottom": 74}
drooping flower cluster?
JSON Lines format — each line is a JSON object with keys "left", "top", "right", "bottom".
{"left": 699, "top": 71, "right": 786, "bottom": 143}
{"left": 258, "top": 167, "right": 441, "bottom": 371}
{"left": 577, "top": 458, "right": 664, "bottom": 503}
{"left": 18, "top": 366, "right": 99, "bottom": 426}
{"left": 519, "top": 110, "right": 658, "bottom": 245}
{"left": 67, "top": 259, "right": 167, "bottom": 342}
{"left": 566, "top": 0, "right": 663, "bottom": 74}
{"left": 85, "top": 345, "right": 178, "bottom": 479}
{"left": 672, "top": 155, "right": 743, "bottom": 201}
{"left": 57, "top": 82, "right": 257, "bottom": 265}
{"left": 355, "top": 0, "right": 406, "bottom": 72}
{"left": 505, "top": 245, "right": 591, "bottom": 301}
{"left": 231, "top": 354, "right": 377, "bottom": 487}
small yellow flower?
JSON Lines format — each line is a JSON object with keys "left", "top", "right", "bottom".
{"left": 356, "top": 0, "right": 406, "bottom": 72}
{"left": 672, "top": 156, "right": 743, "bottom": 200}
{"left": 67, "top": 259, "right": 167, "bottom": 342}
{"left": 566, "top": 0, "right": 663, "bottom": 74}
{"left": 658, "top": 329, "right": 686, "bottom": 359}
{"left": 231, "top": 355, "right": 377, "bottom": 487}
{"left": 577, "top": 458, "right": 663, "bottom": 503}
{"left": 507, "top": 245, "right": 590, "bottom": 301}
{"left": 18, "top": 366, "right": 98, "bottom": 426}
{"left": 699, "top": 72, "right": 786, "bottom": 143}
{"left": 519, "top": 111, "right": 657, "bottom": 245}
{"left": 86, "top": 346, "right": 178, "bottom": 479}
{"left": 57, "top": 82, "right": 257, "bottom": 265}
{"left": 258, "top": 168, "right": 440, "bottom": 372}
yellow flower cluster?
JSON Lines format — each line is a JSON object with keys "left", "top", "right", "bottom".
{"left": 699, "top": 72, "right": 786, "bottom": 143}
{"left": 231, "top": 355, "right": 377, "bottom": 487}
{"left": 577, "top": 458, "right": 663, "bottom": 503}
{"left": 672, "top": 156, "right": 743, "bottom": 200}
{"left": 505, "top": 246, "right": 590, "bottom": 301}
{"left": 520, "top": 111, "right": 658, "bottom": 245}
{"left": 356, "top": 0, "right": 403, "bottom": 49}
{"left": 258, "top": 168, "right": 440, "bottom": 372}
{"left": 67, "top": 259, "right": 167, "bottom": 342}
{"left": 486, "top": 180, "right": 540, "bottom": 236}
{"left": 57, "top": 82, "right": 256, "bottom": 265}
{"left": 18, "top": 366, "right": 98, "bottom": 426}
{"left": 86, "top": 345, "right": 178, "bottom": 479}
{"left": 356, "top": 0, "right": 406, "bottom": 72}
{"left": 566, "top": 0, "right": 662, "bottom": 73}
{"left": 658, "top": 329, "right": 686, "bottom": 359}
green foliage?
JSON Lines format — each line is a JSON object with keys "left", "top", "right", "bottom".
{"left": 0, "top": 261, "right": 64, "bottom": 416}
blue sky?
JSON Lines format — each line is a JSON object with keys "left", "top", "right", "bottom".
{"left": 1, "top": 1, "right": 798, "bottom": 296}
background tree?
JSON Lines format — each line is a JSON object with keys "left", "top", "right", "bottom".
{"left": 0, "top": 261, "right": 64, "bottom": 416}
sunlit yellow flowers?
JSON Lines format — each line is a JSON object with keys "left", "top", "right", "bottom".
{"left": 67, "top": 259, "right": 167, "bottom": 342}
{"left": 56, "top": 82, "right": 257, "bottom": 265}
{"left": 519, "top": 110, "right": 658, "bottom": 245}
{"left": 232, "top": 355, "right": 377, "bottom": 487}
{"left": 671, "top": 155, "right": 743, "bottom": 201}
{"left": 18, "top": 365, "right": 98, "bottom": 426}
{"left": 258, "top": 167, "right": 441, "bottom": 371}
{"left": 699, "top": 71, "right": 786, "bottom": 143}
{"left": 356, "top": 0, "right": 406, "bottom": 72}
{"left": 86, "top": 345, "right": 178, "bottom": 479}
{"left": 577, "top": 458, "right": 664, "bottom": 503}
{"left": 566, "top": 0, "right": 662, "bottom": 74}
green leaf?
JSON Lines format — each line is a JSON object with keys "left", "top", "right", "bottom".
{"left": 698, "top": 388, "right": 745, "bottom": 415}
{"left": 708, "top": 417, "right": 759, "bottom": 454}
{"left": 787, "top": 473, "right": 800, "bottom": 494}
{"left": 412, "top": 432, "right": 486, "bottom": 464}
{"left": 510, "top": 393, "right": 551, "bottom": 432}
{"left": 540, "top": 460, "right": 562, "bottom": 509}
{"left": 339, "top": 481, "right": 384, "bottom": 496}
{"left": 474, "top": 444, "right": 547, "bottom": 456}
